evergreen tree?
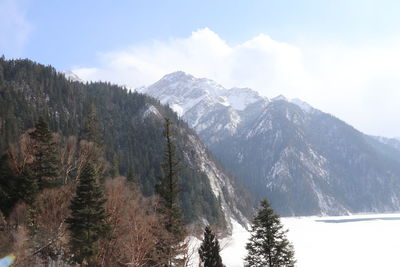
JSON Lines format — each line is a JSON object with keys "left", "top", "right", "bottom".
{"left": 198, "top": 226, "right": 224, "bottom": 267}
{"left": 127, "top": 166, "right": 139, "bottom": 185}
{"left": 82, "top": 104, "right": 103, "bottom": 145}
{"left": 110, "top": 152, "right": 119, "bottom": 178}
{"left": 66, "top": 162, "right": 110, "bottom": 265}
{"left": 0, "top": 153, "right": 38, "bottom": 216}
{"left": 29, "top": 117, "right": 60, "bottom": 189}
{"left": 16, "top": 166, "right": 38, "bottom": 205}
{"left": 245, "top": 199, "right": 295, "bottom": 267}
{"left": 155, "top": 117, "right": 186, "bottom": 266}
{"left": 0, "top": 153, "right": 19, "bottom": 216}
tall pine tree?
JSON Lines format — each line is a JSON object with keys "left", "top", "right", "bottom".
{"left": 29, "top": 117, "right": 60, "bottom": 189}
{"left": 245, "top": 199, "right": 295, "bottom": 267}
{"left": 81, "top": 104, "right": 103, "bottom": 145}
{"left": 66, "top": 162, "right": 110, "bottom": 265}
{"left": 198, "top": 226, "right": 224, "bottom": 267}
{"left": 155, "top": 117, "right": 186, "bottom": 266}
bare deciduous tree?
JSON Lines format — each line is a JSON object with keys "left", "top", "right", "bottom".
{"left": 98, "top": 177, "right": 166, "bottom": 267}
{"left": 8, "top": 185, "right": 74, "bottom": 266}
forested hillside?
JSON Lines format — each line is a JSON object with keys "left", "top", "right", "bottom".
{"left": 0, "top": 57, "right": 251, "bottom": 227}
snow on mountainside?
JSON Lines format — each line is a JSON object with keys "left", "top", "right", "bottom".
{"left": 62, "top": 70, "right": 84, "bottom": 82}
{"left": 142, "top": 71, "right": 266, "bottom": 122}
{"left": 142, "top": 71, "right": 272, "bottom": 145}
{"left": 142, "top": 71, "right": 400, "bottom": 216}
{"left": 141, "top": 71, "right": 311, "bottom": 136}
{"left": 290, "top": 98, "right": 314, "bottom": 112}
{"left": 180, "top": 131, "right": 250, "bottom": 230}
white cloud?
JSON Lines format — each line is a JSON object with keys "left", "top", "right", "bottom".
{"left": 0, "top": 0, "right": 32, "bottom": 57}
{"left": 74, "top": 28, "right": 400, "bottom": 137}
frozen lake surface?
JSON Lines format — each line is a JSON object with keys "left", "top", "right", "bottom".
{"left": 283, "top": 213, "right": 400, "bottom": 267}
{"left": 201, "top": 213, "right": 400, "bottom": 267}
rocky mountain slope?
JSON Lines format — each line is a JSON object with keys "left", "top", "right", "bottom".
{"left": 141, "top": 71, "right": 400, "bottom": 216}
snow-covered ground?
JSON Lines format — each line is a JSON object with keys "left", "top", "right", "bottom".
{"left": 283, "top": 213, "right": 400, "bottom": 267}
{"left": 191, "top": 214, "right": 400, "bottom": 267}
{"left": 219, "top": 219, "right": 251, "bottom": 267}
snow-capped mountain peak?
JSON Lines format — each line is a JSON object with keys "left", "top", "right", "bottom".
{"left": 271, "top": 94, "right": 288, "bottom": 102}
{"left": 143, "top": 72, "right": 267, "bottom": 121}
{"left": 144, "top": 71, "right": 227, "bottom": 116}
{"left": 141, "top": 72, "right": 273, "bottom": 143}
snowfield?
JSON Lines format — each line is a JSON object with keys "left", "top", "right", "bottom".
{"left": 283, "top": 213, "right": 400, "bottom": 267}
{"left": 191, "top": 214, "right": 400, "bottom": 267}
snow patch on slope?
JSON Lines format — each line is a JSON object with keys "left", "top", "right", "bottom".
{"left": 224, "top": 87, "right": 265, "bottom": 111}
{"left": 291, "top": 98, "right": 313, "bottom": 112}
{"left": 184, "top": 133, "right": 248, "bottom": 231}
{"left": 62, "top": 70, "right": 84, "bottom": 82}
{"left": 141, "top": 104, "right": 162, "bottom": 119}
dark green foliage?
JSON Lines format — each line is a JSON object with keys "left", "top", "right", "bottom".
{"left": 81, "top": 104, "right": 103, "bottom": 145}
{"left": 29, "top": 117, "right": 60, "bottom": 189}
{"left": 66, "top": 162, "right": 110, "bottom": 265}
{"left": 16, "top": 166, "right": 38, "bottom": 204}
{"left": 127, "top": 166, "right": 139, "bottom": 185}
{"left": 0, "top": 153, "right": 38, "bottom": 216}
{"left": 110, "top": 152, "right": 120, "bottom": 178}
{"left": 156, "top": 118, "right": 182, "bottom": 216}
{"left": 199, "top": 226, "right": 224, "bottom": 267}
{"left": 155, "top": 118, "right": 186, "bottom": 266}
{"left": 245, "top": 199, "right": 295, "bottom": 267}
{"left": 0, "top": 153, "right": 19, "bottom": 216}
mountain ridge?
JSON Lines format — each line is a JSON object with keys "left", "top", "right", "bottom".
{"left": 141, "top": 71, "right": 400, "bottom": 216}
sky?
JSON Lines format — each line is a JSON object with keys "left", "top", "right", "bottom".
{"left": 1, "top": 0, "right": 400, "bottom": 138}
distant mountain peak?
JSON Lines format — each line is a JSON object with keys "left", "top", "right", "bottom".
{"left": 271, "top": 94, "right": 288, "bottom": 102}
{"left": 62, "top": 70, "right": 83, "bottom": 82}
{"left": 143, "top": 71, "right": 268, "bottom": 115}
{"left": 160, "top": 70, "right": 194, "bottom": 81}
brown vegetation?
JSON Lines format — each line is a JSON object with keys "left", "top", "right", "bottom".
{"left": 99, "top": 177, "right": 165, "bottom": 266}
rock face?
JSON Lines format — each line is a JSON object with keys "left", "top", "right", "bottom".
{"left": 142, "top": 71, "right": 400, "bottom": 216}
